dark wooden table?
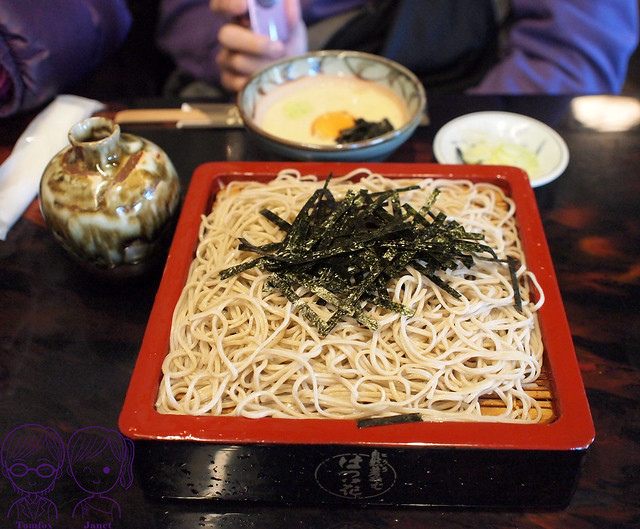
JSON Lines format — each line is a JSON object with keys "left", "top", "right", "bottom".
{"left": 1, "top": 95, "right": 639, "bottom": 528}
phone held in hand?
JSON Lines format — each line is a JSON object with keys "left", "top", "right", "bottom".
{"left": 248, "top": 0, "right": 290, "bottom": 42}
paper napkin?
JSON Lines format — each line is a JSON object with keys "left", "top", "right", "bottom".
{"left": 0, "top": 95, "right": 105, "bottom": 240}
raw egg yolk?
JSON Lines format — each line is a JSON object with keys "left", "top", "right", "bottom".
{"left": 311, "top": 111, "right": 356, "bottom": 140}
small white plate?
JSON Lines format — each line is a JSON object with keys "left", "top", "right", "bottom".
{"left": 433, "top": 111, "right": 570, "bottom": 187}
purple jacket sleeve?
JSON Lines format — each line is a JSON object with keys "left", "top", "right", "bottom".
{"left": 0, "top": 0, "right": 132, "bottom": 117}
{"left": 155, "top": 0, "right": 639, "bottom": 94}
{"left": 156, "top": 0, "right": 231, "bottom": 87}
{"left": 155, "top": 0, "right": 368, "bottom": 87}
{"left": 469, "top": 0, "right": 639, "bottom": 94}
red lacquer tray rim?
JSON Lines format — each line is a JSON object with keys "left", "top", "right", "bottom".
{"left": 119, "top": 162, "right": 595, "bottom": 451}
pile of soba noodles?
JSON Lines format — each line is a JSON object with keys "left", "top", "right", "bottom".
{"left": 156, "top": 168, "right": 545, "bottom": 422}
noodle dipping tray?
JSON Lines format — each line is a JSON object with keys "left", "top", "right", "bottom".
{"left": 120, "top": 162, "right": 594, "bottom": 508}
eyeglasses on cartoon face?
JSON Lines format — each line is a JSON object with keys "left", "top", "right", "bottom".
{"left": 8, "top": 462, "right": 58, "bottom": 479}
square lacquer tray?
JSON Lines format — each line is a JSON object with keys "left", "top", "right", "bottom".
{"left": 119, "top": 162, "right": 594, "bottom": 507}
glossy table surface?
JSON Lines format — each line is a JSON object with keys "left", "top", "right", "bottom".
{"left": 1, "top": 94, "right": 639, "bottom": 528}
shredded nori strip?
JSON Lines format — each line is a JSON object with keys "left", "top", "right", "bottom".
{"left": 507, "top": 256, "right": 523, "bottom": 312}
{"left": 357, "top": 413, "right": 423, "bottom": 428}
{"left": 220, "top": 176, "right": 520, "bottom": 336}
{"left": 336, "top": 118, "right": 394, "bottom": 144}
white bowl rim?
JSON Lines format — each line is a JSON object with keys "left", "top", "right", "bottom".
{"left": 237, "top": 50, "right": 427, "bottom": 153}
{"left": 432, "top": 110, "right": 570, "bottom": 188}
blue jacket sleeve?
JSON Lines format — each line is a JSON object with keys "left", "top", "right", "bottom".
{"left": 469, "top": 0, "right": 639, "bottom": 94}
{"left": 0, "top": 0, "right": 132, "bottom": 117}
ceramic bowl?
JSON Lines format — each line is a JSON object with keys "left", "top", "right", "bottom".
{"left": 433, "top": 111, "right": 570, "bottom": 188}
{"left": 237, "top": 50, "right": 426, "bottom": 162}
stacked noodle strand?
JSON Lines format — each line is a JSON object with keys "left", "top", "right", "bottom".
{"left": 156, "top": 168, "right": 545, "bottom": 422}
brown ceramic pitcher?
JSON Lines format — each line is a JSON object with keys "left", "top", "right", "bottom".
{"left": 39, "top": 117, "right": 180, "bottom": 276}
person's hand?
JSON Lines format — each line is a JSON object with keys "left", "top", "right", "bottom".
{"left": 210, "top": 0, "right": 307, "bottom": 93}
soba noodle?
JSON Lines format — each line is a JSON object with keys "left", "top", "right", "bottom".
{"left": 156, "top": 168, "right": 545, "bottom": 422}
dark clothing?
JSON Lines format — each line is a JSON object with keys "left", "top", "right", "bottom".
{"left": 156, "top": 0, "right": 639, "bottom": 94}
{"left": 0, "top": 0, "right": 132, "bottom": 117}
